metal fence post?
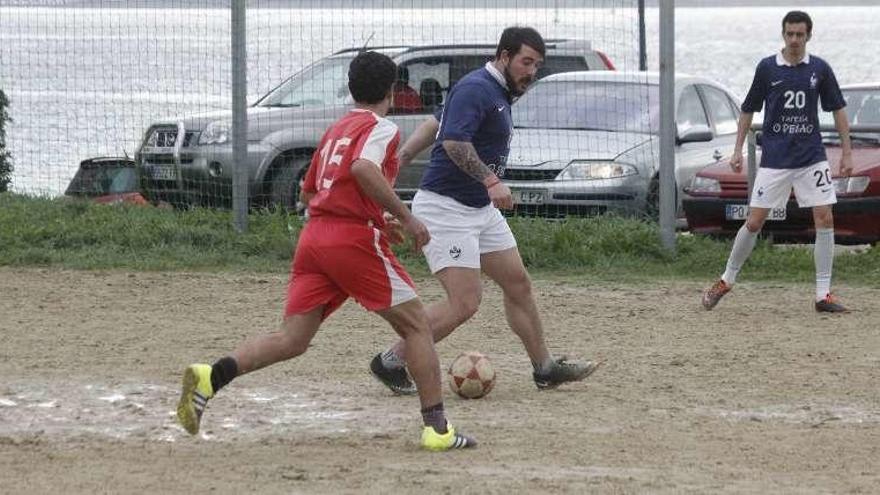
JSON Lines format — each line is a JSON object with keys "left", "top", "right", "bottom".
{"left": 659, "top": 0, "right": 675, "bottom": 252}
{"left": 638, "top": 0, "right": 647, "bottom": 71}
{"left": 231, "top": 0, "right": 248, "bottom": 233}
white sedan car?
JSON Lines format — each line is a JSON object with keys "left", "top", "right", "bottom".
{"left": 505, "top": 71, "right": 742, "bottom": 218}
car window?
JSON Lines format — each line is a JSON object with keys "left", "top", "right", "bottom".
{"left": 818, "top": 89, "right": 880, "bottom": 127}
{"left": 581, "top": 51, "right": 609, "bottom": 70}
{"left": 537, "top": 56, "right": 589, "bottom": 79}
{"left": 397, "top": 58, "right": 452, "bottom": 114}
{"left": 393, "top": 54, "right": 593, "bottom": 115}
{"left": 699, "top": 85, "right": 738, "bottom": 135}
{"left": 66, "top": 164, "right": 138, "bottom": 196}
{"left": 853, "top": 91, "right": 880, "bottom": 125}
{"left": 514, "top": 80, "right": 659, "bottom": 133}
{"left": 448, "top": 56, "right": 490, "bottom": 85}
{"left": 677, "top": 85, "right": 709, "bottom": 133}
{"left": 257, "top": 56, "right": 353, "bottom": 108}
{"left": 397, "top": 55, "right": 499, "bottom": 112}
{"left": 108, "top": 167, "right": 139, "bottom": 193}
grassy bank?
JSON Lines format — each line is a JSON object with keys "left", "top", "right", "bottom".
{"left": 1, "top": 193, "right": 878, "bottom": 285}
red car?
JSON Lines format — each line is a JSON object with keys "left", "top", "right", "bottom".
{"left": 65, "top": 157, "right": 149, "bottom": 206}
{"left": 683, "top": 83, "right": 880, "bottom": 245}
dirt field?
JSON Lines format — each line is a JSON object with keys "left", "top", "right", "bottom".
{"left": 1, "top": 266, "right": 878, "bottom": 494}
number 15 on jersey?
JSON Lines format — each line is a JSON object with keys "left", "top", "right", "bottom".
{"left": 314, "top": 137, "right": 352, "bottom": 191}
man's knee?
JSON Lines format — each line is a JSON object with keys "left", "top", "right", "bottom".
{"left": 499, "top": 269, "right": 533, "bottom": 301}
{"left": 279, "top": 332, "right": 310, "bottom": 359}
{"left": 278, "top": 317, "right": 317, "bottom": 359}
{"left": 745, "top": 215, "right": 766, "bottom": 233}
{"left": 814, "top": 207, "right": 834, "bottom": 228}
{"left": 383, "top": 301, "right": 431, "bottom": 340}
{"left": 450, "top": 294, "right": 481, "bottom": 324}
{"left": 398, "top": 312, "right": 431, "bottom": 340}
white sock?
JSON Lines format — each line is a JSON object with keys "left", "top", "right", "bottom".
{"left": 814, "top": 228, "right": 834, "bottom": 301}
{"left": 721, "top": 224, "right": 759, "bottom": 285}
{"left": 380, "top": 348, "right": 405, "bottom": 369}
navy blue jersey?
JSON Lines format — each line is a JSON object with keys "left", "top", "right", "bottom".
{"left": 741, "top": 53, "right": 845, "bottom": 169}
{"left": 420, "top": 66, "right": 513, "bottom": 207}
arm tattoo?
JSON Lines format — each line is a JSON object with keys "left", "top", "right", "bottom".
{"left": 443, "top": 140, "right": 494, "bottom": 182}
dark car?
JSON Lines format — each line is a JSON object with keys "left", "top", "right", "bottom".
{"left": 683, "top": 83, "right": 880, "bottom": 245}
{"left": 65, "top": 157, "right": 149, "bottom": 205}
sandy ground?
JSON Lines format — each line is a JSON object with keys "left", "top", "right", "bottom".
{"left": 1, "top": 266, "right": 879, "bottom": 494}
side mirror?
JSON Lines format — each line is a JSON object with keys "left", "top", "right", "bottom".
{"left": 677, "top": 124, "right": 713, "bottom": 144}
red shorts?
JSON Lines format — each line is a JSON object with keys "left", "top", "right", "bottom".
{"left": 284, "top": 218, "right": 418, "bottom": 320}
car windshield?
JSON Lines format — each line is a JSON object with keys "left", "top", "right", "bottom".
{"left": 820, "top": 88, "right": 880, "bottom": 134}
{"left": 257, "top": 55, "right": 354, "bottom": 108}
{"left": 67, "top": 165, "right": 139, "bottom": 196}
{"left": 514, "top": 80, "right": 659, "bottom": 133}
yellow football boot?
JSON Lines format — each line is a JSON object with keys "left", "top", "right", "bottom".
{"left": 176, "top": 364, "right": 214, "bottom": 435}
{"left": 420, "top": 423, "right": 477, "bottom": 451}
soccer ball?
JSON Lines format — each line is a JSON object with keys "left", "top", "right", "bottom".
{"left": 447, "top": 351, "right": 496, "bottom": 399}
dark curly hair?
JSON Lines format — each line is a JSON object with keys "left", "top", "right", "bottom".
{"left": 495, "top": 26, "right": 545, "bottom": 60}
{"left": 348, "top": 51, "right": 397, "bottom": 104}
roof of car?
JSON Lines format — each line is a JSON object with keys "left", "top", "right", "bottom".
{"left": 537, "top": 70, "right": 736, "bottom": 88}
{"left": 332, "top": 39, "right": 593, "bottom": 56}
{"left": 841, "top": 82, "right": 880, "bottom": 90}
{"left": 539, "top": 71, "right": 698, "bottom": 84}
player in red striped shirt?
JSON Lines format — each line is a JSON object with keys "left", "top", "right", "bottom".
{"left": 175, "top": 51, "right": 475, "bottom": 451}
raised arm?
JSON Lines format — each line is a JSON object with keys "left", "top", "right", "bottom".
{"left": 398, "top": 116, "right": 440, "bottom": 167}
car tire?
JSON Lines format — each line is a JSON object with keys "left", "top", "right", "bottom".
{"left": 646, "top": 176, "right": 661, "bottom": 220}
{"left": 646, "top": 175, "right": 678, "bottom": 221}
{"left": 271, "top": 156, "right": 309, "bottom": 214}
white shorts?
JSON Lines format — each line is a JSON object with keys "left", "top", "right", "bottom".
{"left": 412, "top": 189, "right": 517, "bottom": 274}
{"left": 750, "top": 161, "right": 837, "bottom": 209}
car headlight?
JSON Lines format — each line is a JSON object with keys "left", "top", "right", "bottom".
{"left": 557, "top": 161, "right": 638, "bottom": 180}
{"left": 689, "top": 176, "right": 721, "bottom": 193}
{"left": 198, "top": 121, "right": 229, "bottom": 145}
{"left": 833, "top": 176, "right": 870, "bottom": 195}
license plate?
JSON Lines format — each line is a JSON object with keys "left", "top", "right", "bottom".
{"left": 150, "top": 166, "right": 176, "bottom": 180}
{"left": 725, "top": 204, "right": 786, "bottom": 221}
{"left": 512, "top": 189, "right": 545, "bottom": 205}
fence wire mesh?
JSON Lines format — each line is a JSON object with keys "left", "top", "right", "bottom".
{"left": 1, "top": 1, "right": 684, "bottom": 221}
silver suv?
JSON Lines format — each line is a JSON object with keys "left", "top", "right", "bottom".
{"left": 135, "top": 40, "right": 613, "bottom": 209}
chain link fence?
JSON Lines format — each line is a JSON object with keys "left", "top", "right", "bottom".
{"left": 2, "top": 1, "right": 683, "bottom": 223}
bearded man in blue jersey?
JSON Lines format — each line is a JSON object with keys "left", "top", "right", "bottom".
{"left": 369, "top": 26, "right": 600, "bottom": 395}
{"left": 702, "top": 10, "right": 853, "bottom": 313}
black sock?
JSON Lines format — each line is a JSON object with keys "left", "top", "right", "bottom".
{"left": 211, "top": 356, "right": 238, "bottom": 393}
{"left": 421, "top": 402, "right": 447, "bottom": 434}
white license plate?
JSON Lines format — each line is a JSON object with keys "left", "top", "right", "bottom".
{"left": 150, "top": 166, "right": 176, "bottom": 180}
{"left": 512, "top": 189, "right": 545, "bottom": 205}
{"left": 725, "top": 204, "right": 786, "bottom": 221}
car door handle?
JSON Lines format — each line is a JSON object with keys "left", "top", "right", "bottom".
{"left": 713, "top": 150, "right": 724, "bottom": 161}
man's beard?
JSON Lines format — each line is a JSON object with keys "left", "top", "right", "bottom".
{"left": 503, "top": 65, "right": 532, "bottom": 97}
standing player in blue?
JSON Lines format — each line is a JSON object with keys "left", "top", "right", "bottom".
{"left": 370, "top": 27, "right": 600, "bottom": 395}
{"left": 702, "top": 11, "right": 853, "bottom": 312}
